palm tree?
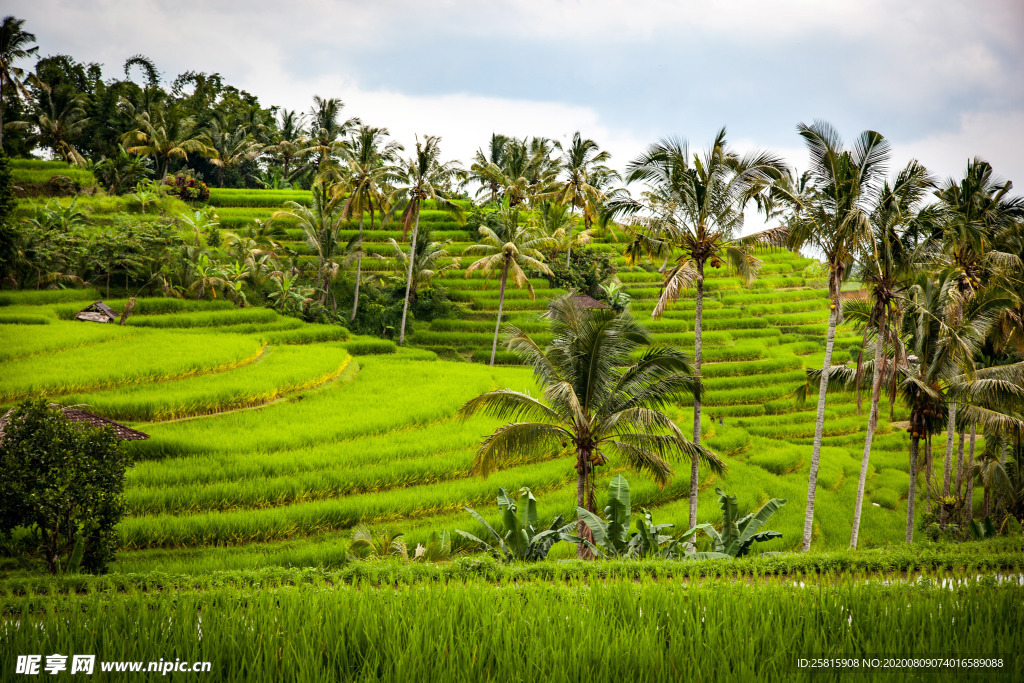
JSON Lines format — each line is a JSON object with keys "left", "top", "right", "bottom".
{"left": 385, "top": 230, "right": 457, "bottom": 300}
{"left": 463, "top": 200, "right": 553, "bottom": 365}
{"left": 205, "top": 118, "right": 263, "bottom": 187}
{"left": 469, "top": 136, "right": 559, "bottom": 209}
{"left": 848, "top": 161, "right": 934, "bottom": 549}
{"left": 273, "top": 181, "right": 345, "bottom": 308}
{"left": 123, "top": 110, "right": 210, "bottom": 179}
{"left": 31, "top": 83, "right": 90, "bottom": 166}
{"left": 306, "top": 96, "right": 360, "bottom": 178}
{"left": 459, "top": 295, "right": 724, "bottom": 558}
{"left": 0, "top": 15, "right": 37, "bottom": 151}
{"left": 553, "top": 132, "right": 615, "bottom": 265}
{"left": 187, "top": 253, "right": 226, "bottom": 301}
{"left": 265, "top": 109, "right": 309, "bottom": 182}
{"left": 388, "top": 135, "right": 464, "bottom": 344}
{"left": 930, "top": 159, "right": 1024, "bottom": 528}
{"left": 613, "top": 128, "right": 786, "bottom": 528}
{"left": 468, "top": 133, "right": 509, "bottom": 205}
{"left": 342, "top": 125, "right": 401, "bottom": 321}
{"left": 781, "top": 122, "right": 890, "bottom": 551}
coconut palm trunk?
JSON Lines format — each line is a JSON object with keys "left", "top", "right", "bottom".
{"left": 489, "top": 260, "right": 510, "bottom": 366}
{"left": 963, "top": 424, "right": 976, "bottom": 525}
{"left": 576, "top": 446, "right": 592, "bottom": 559}
{"left": 905, "top": 438, "right": 921, "bottom": 544}
{"left": 940, "top": 399, "right": 957, "bottom": 528}
{"left": 955, "top": 429, "right": 965, "bottom": 504}
{"left": 802, "top": 298, "right": 840, "bottom": 552}
{"left": 850, "top": 323, "right": 886, "bottom": 549}
{"left": 399, "top": 211, "right": 420, "bottom": 344}
{"left": 351, "top": 214, "right": 364, "bottom": 322}
{"left": 925, "top": 436, "right": 933, "bottom": 512}
{"left": 906, "top": 436, "right": 919, "bottom": 543}
{"left": 689, "top": 273, "right": 705, "bottom": 529}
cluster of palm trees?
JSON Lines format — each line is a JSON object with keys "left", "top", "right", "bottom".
{"left": 773, "top": 123, "right": 1024, "bottom": 548}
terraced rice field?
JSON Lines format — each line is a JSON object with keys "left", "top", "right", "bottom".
{"left": 0, "top": 186, "right": 952, "bottom": 577}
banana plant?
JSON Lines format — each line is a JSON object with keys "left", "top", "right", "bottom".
{"left": 575, "top": 475, "right": 728, "bottom": 559}
{"left": 693, "top": 488, "right": 787, "bottom": 558}
{"left": 456, "top": 487, "right": 574, "bottom": 562}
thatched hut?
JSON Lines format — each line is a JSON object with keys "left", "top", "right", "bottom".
{"left": 0, "top": 404, "right": 149, "bottom": 442}
{"left": 74, "top": 301, "right": 118, "bottom": 323}
{"left": 566, "top": 293, "right": 612, "bottom": 310}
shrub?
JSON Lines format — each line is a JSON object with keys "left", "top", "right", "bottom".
{"left": 0, "top": 400, "right": 134, "bottom": 574}
{"left": 163, "top": 171, "right": 210, "bottom": 203}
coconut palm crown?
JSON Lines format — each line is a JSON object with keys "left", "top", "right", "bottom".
{"left": 459, "top": 295, "right": 725, "bottom": 555}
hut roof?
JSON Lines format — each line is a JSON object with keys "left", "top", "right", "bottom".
{"left": 567, "top": 294, "right": 612, "bottom": 310}
{"left": 0, "top": 404, "right": 149, "bottom": 442}
{"left": 76, "top": 301, "right": 118, "bottom": 322}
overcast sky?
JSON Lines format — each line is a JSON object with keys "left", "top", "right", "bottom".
{"left": 10, "top": 0, "right": 1024, "bottom": 232}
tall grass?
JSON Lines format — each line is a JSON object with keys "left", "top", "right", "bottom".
{"left": 2, "top": 579, "right": 1018, "bottom": 683}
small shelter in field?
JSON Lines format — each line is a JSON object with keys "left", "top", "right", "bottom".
{"left": 75, "top": 301, "right": 118, "bottom": 323}
{"left": 566, "top": 293, "right": 611, "bottom": 310}
{"left": 0, "top": 404, "right": 150, "bottom": 443}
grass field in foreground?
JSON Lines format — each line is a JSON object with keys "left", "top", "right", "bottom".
{"left": 2, "top": 576, "right": 1019, "bottom": 683}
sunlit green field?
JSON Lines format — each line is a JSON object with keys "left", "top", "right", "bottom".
{"left": 0, "top": 236, "right": 942, "bottom": 574}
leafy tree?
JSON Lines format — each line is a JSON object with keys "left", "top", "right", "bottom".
{"left": 459, "top": 295, "right": 723, "bottom": 558}
{"left": 0, "top": 15, "right": 37, "bottom": 152}
{"left": 388, "top": 135, "right": 463, "bottom": 343}
{"left": 0, "top": 400, "right": 134, "bottom": 574}
{"left": 463, "top": 199, "right": 552, "bottom": 365}
{"left": 614, "top": 128, "right": 785, "bottom": 528}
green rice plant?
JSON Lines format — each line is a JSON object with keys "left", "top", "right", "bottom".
{"left": 52, "top": 297, "right": 235, "bottom": 320}
{"left": 703, "top": 370, "right": 807, "bottom": 392}
{"left": 749, "top": 276, "right": 805, "bottom": 289}
{"left": 747, "top": 440, "right": 804, "bottom": 475}
{"left": 0, "top": 330, "right": 264, "bottom": 401}
{"left": 3, "top": 578, "right": 1020, "bottom": 682}
{"left": 700, "top": 341, "right": 768, "bottom": 362}
{"left": 131, "top": 356, "right": 533, "bottom": 458}
{"left": 721, "top": 289, "right": 828, "bottom": 305}
{"left": 126, "top": 308, "right": 282, "bottom": 328}
{"left": 745, "top": 300, "right": 829, "bottom": 315}
{"left": 471, "top": 349, "right": 521, "bottom": 364}
{"left": 701, "top": 355, "right": 804, "bottom": 378}
{"left": 714, "top": 404, "right": 767, "bottom": 418}
{"left": 705, "top": 384, "right": 798, "bottom": 406}
{"left": 10, "top": 158, "right": 96, "bottom": 186}
{"left": 117, "top": 456, "right": 578, "bottom": 548}
{"left": 0, "top": 313, "right": 50, "bottom": 324}
{"left": 0, "top": 288, "right": 102, "bottom": 306}
{"left": 128, "top": 415, "right": 506, "bottom": 493}
{"left": 341, "top": 337, "right": 398, "bottom": 355}
{"left": 260, "top": 324, "right": 350, "bottom": 345}
{"left": 0, "top": 320, "right": 140, "bottom": 362}
{"left": 60, "top": 344, "right": 351, "bottom": 421}
{"left": 206, "top": 188, "right": 312, "bottom": 207}
{"left": 870, "top": 487, "right": 901, "bottom": 510}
